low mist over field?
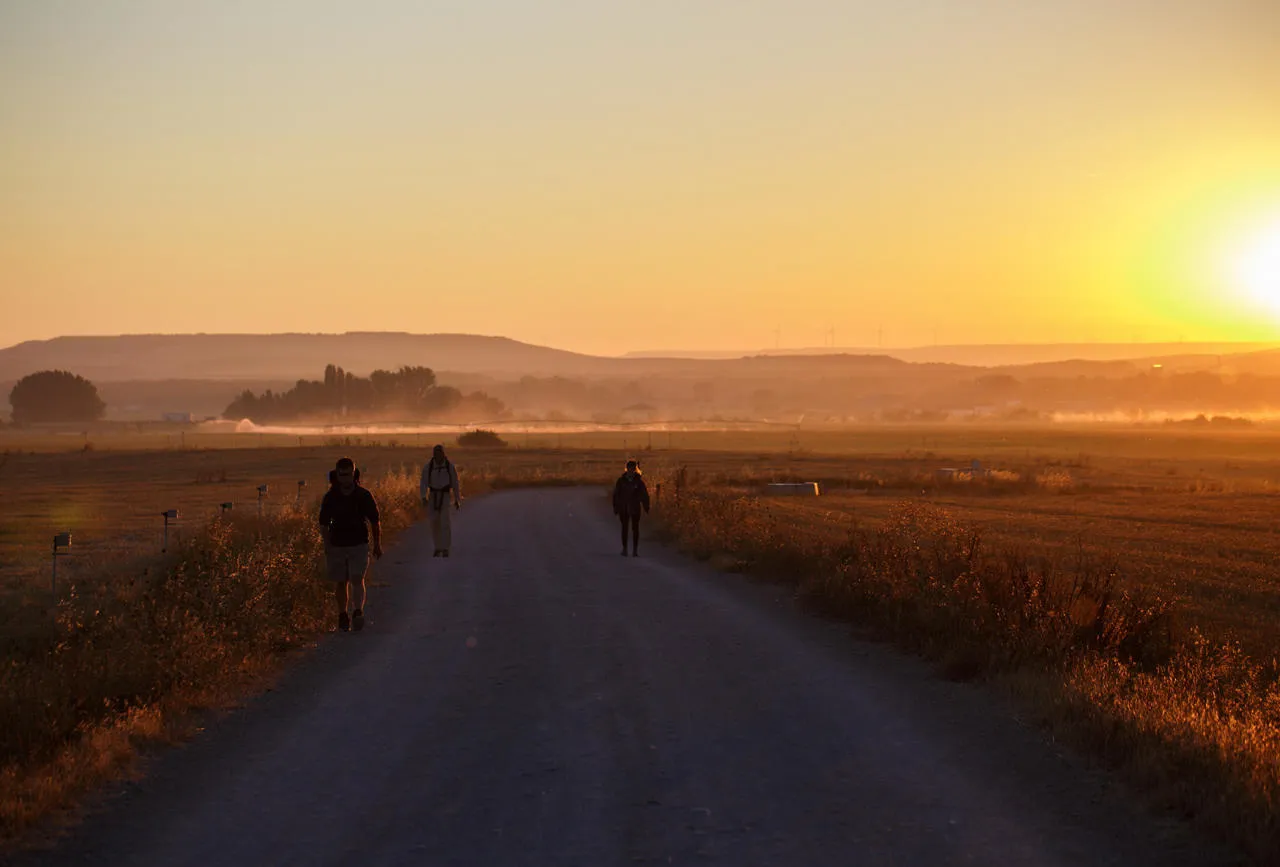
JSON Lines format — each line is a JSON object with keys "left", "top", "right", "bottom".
{"left": 7, "top": 332, "right": 1280, "bottom": 425}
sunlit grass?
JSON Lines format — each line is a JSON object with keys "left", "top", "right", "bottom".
{"left": 654, "top": 478, "right": 1280, "bottom": 862}
{"left": 0, "top": 470, "right": 423, "bottom": 844}
{"left": 5, "top": 437, "right": 1280, "bottom": 860}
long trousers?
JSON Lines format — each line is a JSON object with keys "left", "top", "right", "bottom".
{"left": 619, "top": 513, "right": 640, "bottom": 551}
{"left": 429, "top": 501, "right": 452, "bottom": 551}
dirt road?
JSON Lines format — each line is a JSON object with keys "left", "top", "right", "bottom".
{"left": 15, "top": 488, "right": 1234, "bottom": 866}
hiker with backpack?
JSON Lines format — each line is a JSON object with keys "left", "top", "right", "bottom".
{"left": 319, "top": 456, "right": 382, "bottom": 632}
{"left": 612, "top": 459, "right": 650, "bottom": 556}
{"left": 420, "top": 444, "right": 462, "bottom": 556}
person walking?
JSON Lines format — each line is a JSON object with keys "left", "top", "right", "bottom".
{"left": 612, "top": 459, "right": 650, "bottom": 556}
{"left": 420, "top": 444, "right": 462, "bottom": 556}
{"left": 318, "top": 457, "right": 382, "bottom": 632}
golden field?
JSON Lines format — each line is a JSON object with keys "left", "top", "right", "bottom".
{"left": 2, "top": 425, "right": 1280, "bottom": 860}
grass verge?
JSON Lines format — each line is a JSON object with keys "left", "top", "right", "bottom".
{"left": 0, "top": 469, "right": 421, "bottom": 846}
{"left": 655, "top": 485, "right": 1280, "bottom": 864}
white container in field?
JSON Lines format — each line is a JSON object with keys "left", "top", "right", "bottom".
{"left": 764, "top": 482, "right": 820, "bottom": 496}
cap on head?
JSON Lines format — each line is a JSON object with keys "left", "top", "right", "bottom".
{"left": 625, "top": 459, "right": 638, "bottom": 471}
{"left": 335, "top": 457, "right": 355, "bottom": 471}
{"left": 433, "top": 444, "right": 445, "bottom": 454}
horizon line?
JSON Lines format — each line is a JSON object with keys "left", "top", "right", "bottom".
{"left": 4, "top": 331, "right": 1280, "bottom": 358}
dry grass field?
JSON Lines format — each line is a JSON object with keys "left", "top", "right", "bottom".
{"left": 727, "top": 488, "right": 1280, "bottom": 659}
{"left": 0, "top": 444, "right": 614, "bottom": 622}
{"left": 6, "top": 425, "right": 1280, "bottom": 653}
{"left": 0, "top": 439, "right": 618, "bottom": 846}
{"left": 3, "top": 424, "right": 1280, "bottom": 859}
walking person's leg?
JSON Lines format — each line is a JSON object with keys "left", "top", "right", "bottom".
{"left": 439, "top": 502, "right": 452, "bottom": 556}
{"left": 334, "top": 580, "right": 350, "bottom": 630}
{"left": 349, "top": 544, "right": 370, "bottom": 631}
{"left": 430, "top": 503, "right": 443, "bottom": 556}
{"left": 619, "top": 513, "right": 629, "bottom": 555}
{"left": 328, "top": 545, "right": 351, "bottom": 631}
{"left": 631, "top": 514, "right": 641, "bottom": 556}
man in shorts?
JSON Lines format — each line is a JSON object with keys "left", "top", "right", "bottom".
{"left": 318, "top": 457, "right": 382, "bottom": 631}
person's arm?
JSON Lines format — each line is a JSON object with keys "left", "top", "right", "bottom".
{"left": 640, "top": 478, "right": 651, "bottom": 513}
{"left": 451, "top": 461, "right": 461, "bottom": 508}
{"left": 365, "top": 491, "right": 383, "bottom": 559}
{"left": 419, "top": 464, "right": 429, "bottom": 505}
{"left": 317, "top": 492, "right": 332, "bottom": 545}
{"left": 612, "top": 477, "right": 622, "bottom": 514}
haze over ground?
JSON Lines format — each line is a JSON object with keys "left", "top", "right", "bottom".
{"left": 2, "top": 2, "right": 1279, "bottom": 355}
{"left": 10, "top": 332, "right": 1280, "bottom": 423}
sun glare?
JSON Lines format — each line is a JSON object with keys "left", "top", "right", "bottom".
{"left": 1231, "top": 217, "right": 1280, "bottom": 314}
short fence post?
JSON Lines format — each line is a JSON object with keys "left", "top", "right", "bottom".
{"left": 51, "top": 532, "right": 71, "bottom": 593}
{"left": 161, "top": 509, "right": 178, "bottom": 552}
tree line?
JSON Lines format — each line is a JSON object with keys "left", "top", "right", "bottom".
{"left": 223, "top": 364, "right": 507, "bottom": 423}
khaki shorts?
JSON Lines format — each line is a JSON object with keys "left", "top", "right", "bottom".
{"left": 325, "top": 543, "right": 369, "bottom": 583}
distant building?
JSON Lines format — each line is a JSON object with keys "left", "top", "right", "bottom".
{"left": 162, "top": 412, "right": 194, "bottom": 424}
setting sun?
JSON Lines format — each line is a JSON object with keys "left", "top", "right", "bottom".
{"left": 1232, "top": 217, "right": 1280, "bottom": 314}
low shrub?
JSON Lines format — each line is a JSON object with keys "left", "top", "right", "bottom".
{"left": 456, "top": 429, "right": 508, "bottom": 448}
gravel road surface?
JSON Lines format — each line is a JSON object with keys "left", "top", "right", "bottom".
{"left": 12, "top": 488, "right": 1237, "bottom": 866}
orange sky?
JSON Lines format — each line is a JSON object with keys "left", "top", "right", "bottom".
{"left": 2, "top": 1, "right": 1279, "bottom": 355}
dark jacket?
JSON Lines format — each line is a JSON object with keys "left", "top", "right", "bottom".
{"left": 612, "top": 472, "right": 650, "bottom": 518}
{"left": 318, "top": 484, "right": 380, "bottom": 547}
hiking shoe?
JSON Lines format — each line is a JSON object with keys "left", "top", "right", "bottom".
{"left": 338, "top": 611, "right": 350, "bottom": 632}
{"left": 352, "top": 609, "right": 365, "bottom": 632}
{"left": 442, "top": 550, "right": 449, "bottom": 558}
{"left": 632, "top": 550, "right": 639, "bottom": 557}
{"left": 620, "top": 548, "right": 628, "bottom": 556}
{"left": 433, "top": 550, "right": 441, "bottom": 557}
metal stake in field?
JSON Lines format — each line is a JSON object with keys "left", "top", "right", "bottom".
{"left": 257, "top": 484, "right": 269, "bottom": 516}
{"left": 295, "top": 479, "right": 307, "bottom": 508}
{"left": 161, "top": 509, "right": 178, "bottom": 552}
{"left": 51, "top": 532, "right": 71, "bottom": 593}
{"left": 220, "top": 501, "right": 233, "bottom": 516}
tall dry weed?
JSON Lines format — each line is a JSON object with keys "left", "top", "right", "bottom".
{"left": 0, "top": 470, "right": 419, "bottom": 842}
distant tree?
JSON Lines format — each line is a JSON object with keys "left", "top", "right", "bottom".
{"left": 9, "top": 370, "right": 106, "bottom": 424}
{"left": 224, "top": 389, "right": 260, "bottom": 420}
{"left": 422, "top": 385, "right": 463, "bottom": 416}
{"left": 371, "top": 365, "right": 436, "bottom": 409}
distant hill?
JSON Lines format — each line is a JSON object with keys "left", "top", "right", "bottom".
{"left": 884, "top": 342, "right": 1280, "bottom": 367}
{"left": 11, "top": 333, "right": 1278, "bottom": 385}
{"left": 11, "top": 332, "right": 1280, "bottom": 422}
{"left": 0, "top": 333, "right": 601, "bottom": 382}
{"left": 626, "top": 342, "right": 1280, "bottom": 368}
{"left": 0, "top": 335, "right": 924, "bottom": 419}
{"left": 0, "top": 333, "right": 919, "bottom": 383}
